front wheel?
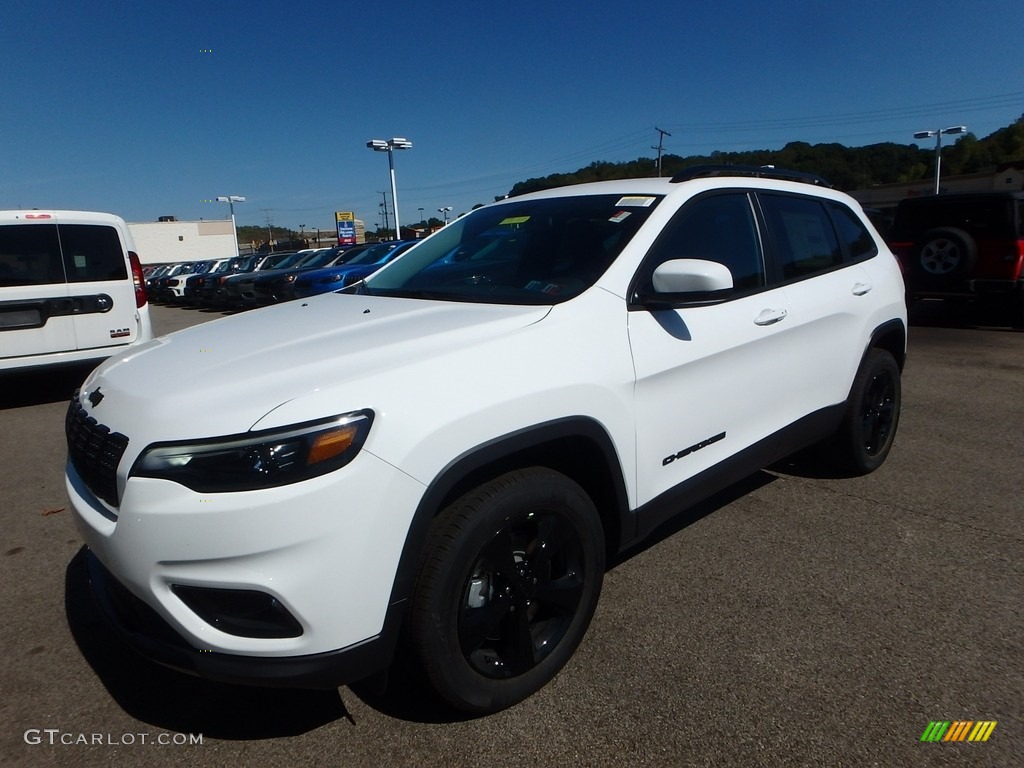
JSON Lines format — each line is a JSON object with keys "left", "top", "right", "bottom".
{"left": 408, "top": 468, "right": 605, "bottom": 714}
{"left": 831, "top": 349, "right": 902, "bottom": 474}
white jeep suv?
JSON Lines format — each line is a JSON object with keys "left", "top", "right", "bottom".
{"left": 66, "top": 167, "right": 906, "bottom": 714}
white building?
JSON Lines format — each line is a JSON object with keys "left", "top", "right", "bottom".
{"left": 128, "top": 219, "right": 237, "bottom": 265}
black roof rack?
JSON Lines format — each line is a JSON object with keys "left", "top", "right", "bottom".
{"left": 670, "top": 164, "right": 831, "bottom": 187}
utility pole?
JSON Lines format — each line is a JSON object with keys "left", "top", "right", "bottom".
{"left": 262, "top": 209, "right": 274, "bottom": 251}
{"left": 378, "top": 191, "right": 390, "bottom": 235}
{"left": 653, "top": 126, "right": 671, "bottom": 177}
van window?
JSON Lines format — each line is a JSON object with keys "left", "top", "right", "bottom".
{"left": 58, "top": 224, "right": 128, "bottom": 282}
{"left": 0, "top": 224, "right": 64, "bottom": 287}
{"left": 0, "top": 223, "right": 127, "bottom": 287}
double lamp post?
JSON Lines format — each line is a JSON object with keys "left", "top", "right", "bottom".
{"left": 367, "top": 137, "right": 412, "bottom": 239}
{"left": 913, "top": 125, "right": 967, "bottom": 195}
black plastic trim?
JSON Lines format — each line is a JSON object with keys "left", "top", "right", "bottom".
{"left": 628, "top": 403, "right": 845, "bottom": 545}
{"left": 84, "top": 550, "right": 401, "bottom": 689}
{"left": 671, "top": 164, "right": 831, "bottom": 187}
{"left": 0, "top": 294, "right": 113, "bottom": 331}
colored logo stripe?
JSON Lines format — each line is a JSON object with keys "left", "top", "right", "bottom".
{"left": 943, "top": 721, "right": 973, "bottom": 742}
{"left": 920, "top": 721, "right": 996, "bottom": 742}
{"left": 968, "top": 721, "right": 997, "bottom": 742}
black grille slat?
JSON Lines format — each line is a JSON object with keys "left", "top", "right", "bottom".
{"left": 66, "top": 393, "right": 128, "bottom": 508}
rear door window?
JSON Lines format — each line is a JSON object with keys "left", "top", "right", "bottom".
{"left": 759, "top": 194, "right": 843, "bottom": 281}
{"left": 0, "top": 224, "right": 65, "bottom": 287}
{"left": 57, "top": 224, "right": 128, "bottom": 282}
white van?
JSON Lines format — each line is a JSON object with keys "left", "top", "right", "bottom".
{"left": 0, "top": 210, "right": 154, "bottom": 372}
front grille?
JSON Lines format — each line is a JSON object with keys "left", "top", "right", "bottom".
{"left": 66, "top": 392, "right": 129, "bottom": 508}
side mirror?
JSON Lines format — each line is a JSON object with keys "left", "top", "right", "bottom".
{"left": 638, "top": 259, "right": 734, "bottom": 306}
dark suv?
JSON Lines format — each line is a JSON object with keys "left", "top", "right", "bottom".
{"left": 888, "top": 191, "right": 1024, "bottom": 322}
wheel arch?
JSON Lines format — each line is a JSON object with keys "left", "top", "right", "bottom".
{"left": 867, "top": 318, "right": 907, "bottom": 371}
{"left": 387, "top": 417, "right": 630, "bottom": 612}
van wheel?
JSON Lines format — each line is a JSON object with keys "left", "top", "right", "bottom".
{"left": 408, "top": 468, "right": 604, "bottom": 714}
{"left": 913, "top": 227, "right": 976, "bottom": 279}
{"left": 831, "top": 349, "right": 901, "bottom": 474}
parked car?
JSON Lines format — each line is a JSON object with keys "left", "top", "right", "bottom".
{"left": 178, "top": 257, "right": 249, "bottom": 304}
{"left": 204, "top": 254, "right": 283, "bottom": 307}
{"left": 887, "top": 191, "right": 1024, "bottom": 323}
{"left": 250, "top": 246, "right": 356, "bottom": 304}
{"left": 195, "top": 255, "right": 259, "bottom": 305}
{"left": 143, "top": 263, "right": 172, "bottom": 294}
{"left": 149, "top": 262, "right": 199, "bottom": 303}
{"left": 218, "top": 251, "right": 301, "bottom": 307}
{"left": 293, "top": 240, "right": 418, "bottom": 298}
{"left": 164, "top": 260, "right": 219, "bottom": 304}
{"left": 66, "top": 166, "right": 906, "bottom": 714}
{"left": 0, "top": 209, "right": 153, "bottom": 372}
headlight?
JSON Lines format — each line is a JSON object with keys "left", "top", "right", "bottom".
{"left": 131, "top": 411, "right": 373, "bottom": 492}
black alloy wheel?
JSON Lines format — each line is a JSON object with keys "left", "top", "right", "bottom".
{"left": 860, "top": 365, "right": 898, "bottom": 457}
{"left": 832, "top": 349, "right": 902, "bottom": 474}
{"left": 409, "top": 467, "right": 604, "bottom": 714}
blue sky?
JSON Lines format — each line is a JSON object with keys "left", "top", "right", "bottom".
{"left": 2, "top": 0, "right": 1022, "bottom": 234}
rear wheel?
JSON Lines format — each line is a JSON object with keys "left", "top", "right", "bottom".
{"left": 831, "top": 349, "right": 901, "bottom": 474}
{"left": 408, "top": 468, "right": 604, "bottom": 714}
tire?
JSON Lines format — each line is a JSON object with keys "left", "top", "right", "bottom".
{"left": 912, "top": 227, "right": 977, "bottom": 280}
{"left": 408, "top": 467, "right": 605, "bottom": 714}
{"left": 832, "top": 349, "right": 901, "bottom": 475}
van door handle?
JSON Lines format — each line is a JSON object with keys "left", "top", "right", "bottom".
{"left": 852, "top": 282, "right": 872, "bottom": 296}
{"left": 754, "top": 308, "right": 788, "bottom": 326}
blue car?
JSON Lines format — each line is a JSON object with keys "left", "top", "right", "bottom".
{"left": 293, "top": 240, "right": 417, "bottom": 298}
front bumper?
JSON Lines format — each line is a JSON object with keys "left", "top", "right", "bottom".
{"left": 82, "top": 549, "right": 402, "bottom": 688}
{"left": 67, "top": 446, "right": 426, "bottom": 686}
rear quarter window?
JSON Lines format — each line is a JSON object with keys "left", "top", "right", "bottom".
{"left": 828, "top": 202, "right": 879, "bottom": 262}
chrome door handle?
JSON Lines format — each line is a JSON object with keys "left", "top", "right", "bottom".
{"left": 754, "top": 308, "right": 788, "bottom": 326}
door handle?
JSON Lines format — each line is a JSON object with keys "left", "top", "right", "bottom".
{"left": 852, "top": 282, "right": 872, "bottom": 296}
{"left": 754, "top": 308, "right": 788, "bottom": 326}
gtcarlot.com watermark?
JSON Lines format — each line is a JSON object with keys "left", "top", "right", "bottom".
{"left": 24, "top": 729, "right": 203, "bottom": 747}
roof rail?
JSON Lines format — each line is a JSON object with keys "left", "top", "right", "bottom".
{"left": 670, "top": 164, "right": 831, "bottom": 187}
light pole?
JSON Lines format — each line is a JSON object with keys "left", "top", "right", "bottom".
{"left": 913, "top": 126, "right": 967, "bottom": 195}
{"left": 438, "top": 206, "right": 452, "bottom": 225}
{"left": 418, "top": 207, "right": 424, "bottom": 224}
{"left": 367, "top": 137, "right": 412, "bottom": 239}
{"left": 216, "top": 195, "right": 245, "bottom": 257}
{"left": 299, "top": 224, "right": 306, "bottom": 245}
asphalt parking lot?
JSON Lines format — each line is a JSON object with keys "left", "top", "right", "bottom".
{"left": 1, "top": 300, "right": 1020, "bottom": 767}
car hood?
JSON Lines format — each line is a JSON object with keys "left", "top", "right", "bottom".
{"left": 80, "top": 293, "right": 551, "bottom": 441}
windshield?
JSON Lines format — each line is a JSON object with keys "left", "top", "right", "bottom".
{"left": 363, "top": 194, "right": 661, "bottom": 304}
{"left": 297, "top": 249, "right": 339, "bottom": 269}
{"left": 347, "top": 241, "right": 410, "bottom": 266}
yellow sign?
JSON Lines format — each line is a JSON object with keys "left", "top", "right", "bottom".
{"left": 335, "top": 212, "right": 354, "bottom": 222}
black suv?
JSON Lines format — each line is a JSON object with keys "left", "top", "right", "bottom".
{"left": 888, "top": 191, "right": 1024, "bottom": 322}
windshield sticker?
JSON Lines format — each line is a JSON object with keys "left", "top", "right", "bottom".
{"left": 499, "top": 216, "right": 531, "bottom": 226}
{"left": 609, "top": 210, "right": 632, "bottom": 223}
{"left": 615, "top": 196, "right": 656, "bottom": 207}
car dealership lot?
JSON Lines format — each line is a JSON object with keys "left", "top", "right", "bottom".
{"left": 1, "top": 301, "right": 1020, "bottom": 767}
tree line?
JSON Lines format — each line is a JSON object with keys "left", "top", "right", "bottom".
{"left": 508, "top": 115, "right": 1024, "bottom": 197}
